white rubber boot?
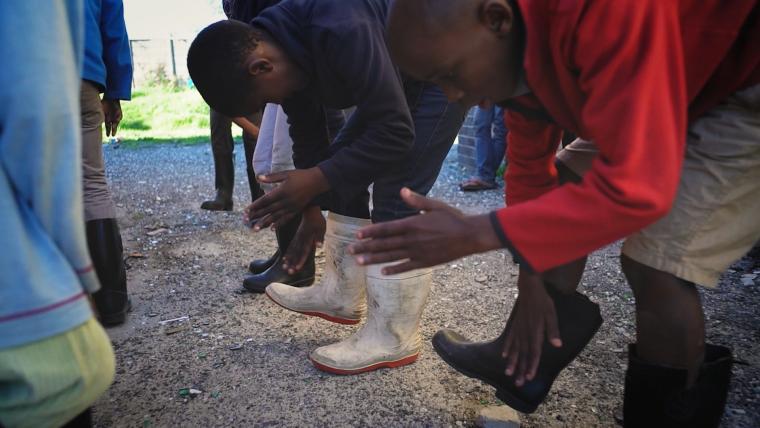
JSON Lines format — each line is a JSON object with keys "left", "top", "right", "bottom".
{"left": 309, "top": 263, "right": 433, "bottom": 374}
{"left": 265, "top": 212, "right": 371, "bottom": 324}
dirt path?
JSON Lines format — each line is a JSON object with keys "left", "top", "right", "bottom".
{"left": 94, "top": 143, "right": 760, "bottom": 427}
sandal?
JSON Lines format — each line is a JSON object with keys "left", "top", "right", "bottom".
{"left": 459, "top": 177, "right": 497, "bottom": 191}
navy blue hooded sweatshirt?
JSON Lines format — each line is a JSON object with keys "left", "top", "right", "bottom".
{"left": 252, "top": 0, "right": 415, "bottom": 198}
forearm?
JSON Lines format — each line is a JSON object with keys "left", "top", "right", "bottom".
{"left": 467, "top": 213, "right": 504, "bottom": 256}
{"left": 232, "top": 117, "right": 260, "bottom": 138}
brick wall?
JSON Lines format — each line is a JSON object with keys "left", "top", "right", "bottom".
{"left": 456, "top": 107, "right": 478, "bottom": 173}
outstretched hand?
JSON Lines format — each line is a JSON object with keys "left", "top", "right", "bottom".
{"left": 502, "top": 269, "right": 563, "bottom": 386}
{"left": 282, "top": 206, "right": 326, "bottom": 274}
{"left": 247, "top": 168, "right": 330, "bottom": 230}
{"left": 349, "top": 187, "right": 502, "bottom": 275}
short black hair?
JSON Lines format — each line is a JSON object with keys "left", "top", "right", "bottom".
{"left": 187, "top": 20, "right": 261, "bottom": 117}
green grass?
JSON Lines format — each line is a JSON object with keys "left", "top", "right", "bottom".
{"left": 117, "top": 85, "right": 242, "bottom": 146}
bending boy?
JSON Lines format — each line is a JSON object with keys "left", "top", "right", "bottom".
{"left": 351, "top": 0, "right": 760, "bottom": 423}
{"left": 188, "top": 0, "right": 465, "bottom": 374}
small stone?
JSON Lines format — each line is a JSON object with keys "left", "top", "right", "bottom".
{"left": 741, "top": 277, "right": 755, "bottom": 286}
{"left": 228, "top": 343, "right": 243, "bottom": 351}
{"left": 159, "top": 316, "right": 190, "bottom": 335}
{"left": 146, "top": 228, "right": 169, "bottom": 237}
{"left": 476, "top": 406, "right": 520, "bottom": 428}
{"left": 147, "top": 312, "right": 159, "bottom": 318}
{"left": 475, "top": 275, "right": 488, "bottom": 283}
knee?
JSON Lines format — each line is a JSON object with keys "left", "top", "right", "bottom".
{"left": 542, "top": 257, "right": 586, "bottom": 294}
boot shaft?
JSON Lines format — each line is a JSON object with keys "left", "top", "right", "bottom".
{"left": 321, "top": 212, "right": 371, "bottom": 299}
{"left": 364, "top": 264, "right": 432, "bottom": 346}
{"left": 624, "top": 344, "right": 733, "bottom": 428}
{"left": 86, "top": 218, "right": 129, "bottom": 325}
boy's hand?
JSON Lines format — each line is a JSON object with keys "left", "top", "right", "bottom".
{"left": 349, "top": 188, "right": 502, "bottom": 274}
{"left": 249, "top": 168, "right": 330, "bottom": 229}
{"left": 282, "top": 206, "right": 325, "bottom": 274}
{"left": 243, "top": 203, "right": 258, "bottom": 228}
{"left": 502, "top": 269, "right": 563, "bottom": 387}
{"left": 101, "top": 99, "right": 122, "bottom": 137}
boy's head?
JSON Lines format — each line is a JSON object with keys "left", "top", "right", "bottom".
{"left": 187, "top": 20, "right": 306, "bottom": 117}
{"left": 387, "top": 0, "right": 523, "bottom": 107}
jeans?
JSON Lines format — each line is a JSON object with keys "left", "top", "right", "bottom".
{"left": 326, "top": 82, "right": 467, "bottom": 223}
{"left": 474, "top": 105, "right": 507, "bottom": 183}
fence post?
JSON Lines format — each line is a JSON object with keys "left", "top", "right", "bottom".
{"left": 169, "top": 38, "right": 177, "bottom": 82}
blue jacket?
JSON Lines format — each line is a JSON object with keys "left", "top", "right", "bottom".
{"left": 83, "top": 0, "right": 132, "bottom": 100}
{"left": 0, "top": 0, "right": 101, "bottom": 349}
{"left": 253, "top": 0, "right": 416, "bottom": 199}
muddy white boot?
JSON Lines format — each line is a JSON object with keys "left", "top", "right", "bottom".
{"left": 309, "top": 263, "right": 433, "bottom": 375}
{"left": 265, "top": 212, "right": 371, "bottom": 324}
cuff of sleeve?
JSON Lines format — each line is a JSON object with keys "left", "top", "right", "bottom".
{"left": 489, "top": 211, "right": 535, "bottom": 273}
{"left": 103, "top": 89, "right": 131, "bottom": 101}
{"left": 78, "top": 268, "right": 101, "bottom": 294}
{"left": 317, "top": 160, "right": 345, "bottom": 194}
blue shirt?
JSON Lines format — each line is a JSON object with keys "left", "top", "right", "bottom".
{"left": 83, "top": 0, "right": 133, "bottom": 100}
{"left": 0, "top": 0, "right": 101, "bottom": 349}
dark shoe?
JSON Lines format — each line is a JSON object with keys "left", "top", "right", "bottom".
{"left": 623, "top": 344, "right": 732, "bottom": 428}
{"left": 242, "top": 252, "right": 315, "bottom": 293}
{"left": 242, "top": 214, "right": 314, "bottom": 292}
{"left": 87, "top": 218, "right": 130, "bottom": 326}
{"left": 200, "top": 190, "right": 233, "bottom": 211}
{"left": 248, "top": 249, "right": 280, "bottom": 274}
{"left": 432, "top": 286, "right": 603, "bottom": 413}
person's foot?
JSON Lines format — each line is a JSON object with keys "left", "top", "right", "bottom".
{"left": 242, "top": 255, "right": 315, "bottom": 293}
{"left": 432, "top": 288, "right": 603, "bottom": 413}
{"left": 200, "top": 190, "right": 232, "bottom": 211}
{"left": 248, "top": 250, "right": 280, "bottom": 274}
{"left": 459, "top": 177, "right": 497, "bottom": 191}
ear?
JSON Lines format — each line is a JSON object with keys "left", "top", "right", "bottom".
{"left": 247, "top": 58, "right": 273, "bottom": 77}
{"left": 479, "top": 0, "right": 513, "bottom": 36}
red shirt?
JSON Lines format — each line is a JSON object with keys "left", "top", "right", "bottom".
{"left": 495, "top": 0, "right": 760, "bottom": 272}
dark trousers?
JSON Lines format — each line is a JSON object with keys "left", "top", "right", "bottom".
{"left": 326, "top": 82, "right": 466, "bottom": 223}
{"left": 209, "top": 109, "right": 262, "bottom": 201}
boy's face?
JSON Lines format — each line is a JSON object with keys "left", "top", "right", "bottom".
{"left": 240, "top": 42, "right": 307, "bottom": 114}
{"left": 388, "top": 0, "right": 520, "bottom": 108}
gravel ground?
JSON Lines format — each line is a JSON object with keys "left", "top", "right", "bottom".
{"left": 94, "top": 142, "right": 760, "bottom": 427}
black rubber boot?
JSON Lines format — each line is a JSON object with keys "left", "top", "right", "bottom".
{"left": 201, "top": 151, "right": 233, "bottom": 211}
{"left": 242, "top": 215, "right": 315, "bottom": 293}
{"left": 623, "top": 344, "right": 733, "bottom": 428}
{"left": 87, "top": 219, "right": 130, "bottom": 326}
{"left": 248, "top": 249, "right": 280, "bottom": 274}
{"left": 432, "top": 286, "right": 603, "bottom": 413}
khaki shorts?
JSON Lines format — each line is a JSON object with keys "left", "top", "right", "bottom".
{"left": 557, "top": 85, "right": 760, "bottom": 287}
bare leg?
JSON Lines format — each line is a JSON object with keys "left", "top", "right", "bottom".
{"left": 622, "top": 254, "right": 705, "bottom": 385}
